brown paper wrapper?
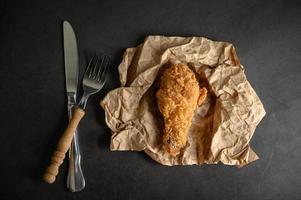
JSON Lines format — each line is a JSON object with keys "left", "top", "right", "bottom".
{"left": 100, "top": 36, "right": 266, "bottom": 167}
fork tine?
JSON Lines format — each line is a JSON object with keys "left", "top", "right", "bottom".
{"left": 98, "top": 55, "right": 109, "bottom": 82}
{"left": 96, "top": 55, "right": 106, "bottom": 80}
{"left": 85, "top": 55, "right": 97, "bottom": 77}
{"left": 97, "top": 55, "right": 106, "bottom": 81}
{"left": 91, "top": 56, "right": 100, "bottom": 78}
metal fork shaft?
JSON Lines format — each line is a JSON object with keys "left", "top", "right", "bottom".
{"left": 67, "top": 107, "right": 85, "bottom": 192}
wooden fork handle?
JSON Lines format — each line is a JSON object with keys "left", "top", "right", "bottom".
{"left": 43, "top": 107, "right": 85, "bottom": 184}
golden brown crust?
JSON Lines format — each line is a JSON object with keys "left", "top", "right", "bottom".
{"left": 156, "top": 63, "right": 207, "bottom": 156}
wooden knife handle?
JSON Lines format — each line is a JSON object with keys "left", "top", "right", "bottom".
{"left": 43, "top": 107, "right": 85, "bottom": 184}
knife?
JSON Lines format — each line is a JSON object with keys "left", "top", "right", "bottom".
{"left": 63, "top": 21, "right": 85, "bottom": 192}
{"left": 43, "top": 21, "right": 85, "bottom": 188}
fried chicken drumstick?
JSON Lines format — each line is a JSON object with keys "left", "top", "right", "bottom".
{"left": 156, "top": 63, "right": 207, "bottom": 156}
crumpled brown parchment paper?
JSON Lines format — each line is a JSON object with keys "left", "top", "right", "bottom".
{"left": 100, "top": 35, "right": 266, "bottom": 167}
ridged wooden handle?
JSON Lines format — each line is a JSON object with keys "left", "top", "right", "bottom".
{"left": 43, "top": 107, "right": 85, "bottom": 184}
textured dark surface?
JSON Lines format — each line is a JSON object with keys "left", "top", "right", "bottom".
{"left": 0, "top": 0, "right": 301, "bottom": 199}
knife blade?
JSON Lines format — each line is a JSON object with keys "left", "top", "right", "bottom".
{"left": 63, "top": 21, "right": 78, "bottom": 106}
{"left": 63, "top": 20, "right": 85, "bottom": 192}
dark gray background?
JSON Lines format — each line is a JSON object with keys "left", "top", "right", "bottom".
{"left": 0, "top": 0, "right": 300, "bottom": 199}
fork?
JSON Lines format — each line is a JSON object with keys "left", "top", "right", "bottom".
{"left": 43, "top": 55, "right": 109, "bottom": 184}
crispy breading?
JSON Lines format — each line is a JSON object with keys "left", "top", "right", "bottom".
{"left": 156, "top": 63, "right": 207, "bottom": 156}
